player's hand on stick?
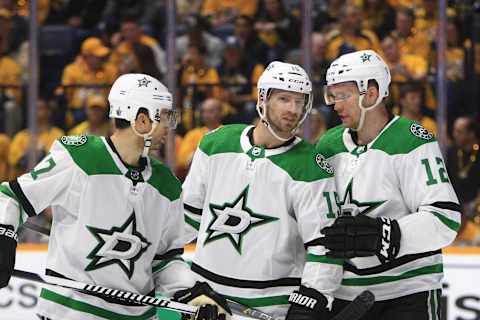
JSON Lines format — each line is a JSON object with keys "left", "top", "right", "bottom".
{"left": 285, "top": 286, "right": 333, "bottom": 320}
{"left": 319, "top": 215, "right": 401, "bottom": 263}
{"left": 173, "top": 281, "right": 232, "bottom": 320}
{"left": 0, "top": 224, "right": 17, "bottom": 288}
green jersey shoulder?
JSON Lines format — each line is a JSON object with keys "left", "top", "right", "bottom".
{"left": 199, "top": 124, "right": 247, "bottom": 156}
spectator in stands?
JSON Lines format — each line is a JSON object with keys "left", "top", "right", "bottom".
{"left": 201, "top": 0, "right": 258, "bottom": 37}
{"left": 389, "top": 7, "right": 431, "bottom": 61}
{"left": 110, "top": 15, "right": 166, "bottom": 76}
{"left": 217, "top": 37, "right": 264, "bottom": 123}
{"left": 61, "top": 37, "right": 117, "bottom": 126}
{"left": 398, "top": 82, "right": 437, "bottom": 135}
{"left": 176, "top": 14, "right": 225, "bottom": 68}
{"left": 311, "top": 33, "right": 330, "bottom": 100}
{"left": 179, "top": 44, "right": 222, "bottom": 130}
{"left": 0, "top": 134, "right": 10, "bottom": 181}
{"left": 119, "top": 43, "right": 162, "bottom": 80}
{"left": 8, "top": 98, "right": 64, "bottom": 178}
{"left": 233, "top": 15, "right": 269, "bottom": 65}
{"left": 324, "top": 4, "right": 382, "bottom": 61}
{"left": 447, "top": 116, "right": 480, "bottom": 208}
{"left": 177, "top": 98, "right": 223, "bottom": 171}
{"left": 313, "top": 0, "right": 344, "bottom": 33}
{"left": 255, "top": 0, "right": 301, "bottom": 57}
{"left": 68, "top": 94, "right": 111, "bottom": 137}
{"left": 361, "top": 0, "right": 396, "bottom": 40}
{"left": 0, "top": 16, "right": 22, "bottom": 136}
{"left": 0, "top": 5, "right": 26, "bottom": 55}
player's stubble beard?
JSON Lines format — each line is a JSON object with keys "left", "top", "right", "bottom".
{"left": 266, "top": 102, "right": 301, "bottom": 140}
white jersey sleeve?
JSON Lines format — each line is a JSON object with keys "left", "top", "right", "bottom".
{"left": 293, "top": 156, "right": 343, "bottom": 296}
{"left": 396, "top": 141, "right": 461, "bottom": 256}
{"left": 152, "top": 193, "right": 196, "bottom": 297}
{"left": 0, "top": 140, "right": 77, "bottom": 230}
{"left": 182, "top": 147, "right": 209, "bottom": 242}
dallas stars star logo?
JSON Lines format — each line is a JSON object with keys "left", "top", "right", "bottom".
{"left": 85, "top": 212, "right": 151, "bottom": 279}
{"left": 137, "top": 77, "right": 151, "bottom": 87}
{"left": 339, "top": 179, "right": 386, "bottom": 216}
{"left": 360, "top": 53, "right": 372, "bottom": 63}
{"left": 204, "top": 186, "right": 278, "bottom": 254}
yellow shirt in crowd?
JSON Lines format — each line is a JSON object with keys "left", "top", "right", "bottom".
{"left": 61, "top": 58, "right": 118, "bottom": 109}
{"left": 0, "top": 134, "right": 11, "bottom": 181}
{"left": 0, "top": 56, "right": 22, "bottom": 105}
{"left": 177, "top": 127, "right": 210, "bottom": 169}
{"left": 201, "top": 0, "right": 258, "bottom": 17}
{"left": 8, "top": 128, "right": 64, "bottom": 177}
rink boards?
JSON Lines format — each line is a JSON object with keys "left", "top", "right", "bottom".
{"left": 0, "top": 244, "right": 479, "bottom": 320}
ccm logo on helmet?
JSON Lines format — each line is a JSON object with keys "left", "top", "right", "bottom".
{"left": 289, "top": 292, "right": 318, "bottom": 309}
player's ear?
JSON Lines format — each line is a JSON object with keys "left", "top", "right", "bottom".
{"left": 365, "top": 82, "right": 379, "bottom": 105}
{"left": 134, "top": 112, "right": 152, "bottom": 134}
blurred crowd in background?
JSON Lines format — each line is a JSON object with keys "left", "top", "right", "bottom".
{"left": 0, "top": 0, "right": 478, "bottom": 245}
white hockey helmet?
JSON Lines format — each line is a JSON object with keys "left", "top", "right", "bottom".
{"left": 324, "top": 50, "right": 391, "bottom": 130}
{"left": 256, "top": 61, "right": 313, "bottom": 141}
{"left": 108, "top": 73, "right": 176, "bottom": 129}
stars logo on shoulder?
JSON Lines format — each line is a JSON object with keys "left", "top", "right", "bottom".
{"left": 360, "top": 53, "right": 372, "bottom": 63}
{"left": 339, "top": 179, "right": 386, "bottom": 216}
{"left": 205, "top": 186, "right": 278, "bottom": 254}
{"left": 137, "top": 76, "right": 151, "bottom": 87}
{"left": 85, "top": 211, "right": 151, "bottom": 279}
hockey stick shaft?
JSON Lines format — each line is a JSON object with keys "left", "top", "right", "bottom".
{"left": 12, "top": 269, "right": 198, "bottom": 315}
{"left": 332, "top": 290, "right": 375, "bottom": 320}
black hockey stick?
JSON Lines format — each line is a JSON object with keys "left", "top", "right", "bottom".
{"left": 12, "top": 268, "right": 198, "bottom": 315}
{"left": 332, "top": 290, "right": 375, "bottom": 320}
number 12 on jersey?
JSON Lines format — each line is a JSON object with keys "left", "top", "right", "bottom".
{"left": 421, "top": 157, "right": 449, "bottom": 186}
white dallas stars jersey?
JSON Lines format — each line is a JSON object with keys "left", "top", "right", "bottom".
{"left": 316, "top": 116, "right": 461, "bottom": 301}
{"left": 183, "top": 124, "right": 343, "bottom": 319}
{"left": 0, "top": 136, "right": 195, "bottom": 320}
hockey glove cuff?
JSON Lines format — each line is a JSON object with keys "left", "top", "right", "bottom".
{"left": 286, "top": 286, "right": 332, "bottom": 320}
{"left": 0, "top": 224, "right": 18, "bottom": 288}
{"left": 319, "top": 215, "right": 401, "bottom": 263}
{"left": 173, "top": 281, "right": 231, "bottom": 320}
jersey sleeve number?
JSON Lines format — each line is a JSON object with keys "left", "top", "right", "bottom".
{"left": 323, "top": 191, "right": 339, "bottom": 218}
{"left": 31, "top": 157, "right": 56, "bottom": 180}
{"left": 421, "top": 157, "right": 449, "bottom": 186}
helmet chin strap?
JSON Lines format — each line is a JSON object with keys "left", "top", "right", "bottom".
{"left": 351, "top": 94, "right": 383, "bottom": 132}
{"left": 130, "top": 120, "right": 159, "bottom": 160}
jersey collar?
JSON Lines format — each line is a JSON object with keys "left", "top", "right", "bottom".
{"left": 240, "top": 125, "right": 302, "bottom": 157}
{"left": 342, "top": 115, "right": 400, "bottom": 154}
{"left": 102, "top": 136, "right": 153, "bottom": 181}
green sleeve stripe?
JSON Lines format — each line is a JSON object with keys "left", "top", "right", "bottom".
{"left": 306, "top": 254, "right": 343, "bottom": 265}
{"left": 342, "top": 264, "right": 443, "bottom": 286}
{"left": 152, "top": 256, "right": 185, "bottom": 273}
{"left": 225, "top": 294, "right": 290, "bottom": 308}
{"left": 0, "top": 184, "right": 24, "bottom": 226}
{"left": 184, "top": 214, "right": 200, "bottom": 231}
{"left": 430, "top": 210, "right": 460, "bottom": 232}
{"left": 40, "top": 288, "right": 156, "bottom": 320}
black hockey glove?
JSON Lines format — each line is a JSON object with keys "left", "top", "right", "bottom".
{"left": 286, "top": 286, "right": 332, "bottom": 320}
{"left": 318, "top": 215, "right": 401, "bottom": 263}
{"left": 0, "top": 224, "right": 18, "bottom": 288}
{"left": 173, "top": 281, "right": 231, "bottom": 320}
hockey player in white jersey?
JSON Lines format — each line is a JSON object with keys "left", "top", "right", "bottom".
{"left": 0, "top": 73, "right": 231, "bottom": 320}
{"left": 316, "top": 50, "right": 461, "bottom": 319}
{"left": 182, "top": 61, "right": 343, "bottom": 320}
